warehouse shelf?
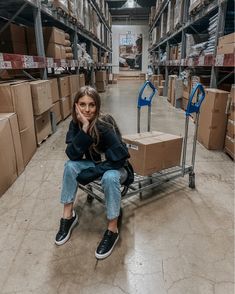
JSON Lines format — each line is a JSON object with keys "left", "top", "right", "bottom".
{"left": 152, "top": 53, "right": 235, "bottom": 68}
{"left": 149, "top": 0, "right": 234, "bottom": 91}
{"left": 0, "top": 0, "right": 112, "bottom": 77}
{"left": 88, "top": 0, "right": 111, "bottom": 33}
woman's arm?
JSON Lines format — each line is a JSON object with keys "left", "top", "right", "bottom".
{"left": 65, "top": 120, "right": 93, "bottom": 161}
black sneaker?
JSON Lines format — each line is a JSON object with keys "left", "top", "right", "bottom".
{"left": 95, "top": 230, "right": 119, "bottom": 260}
{"left": 55, "top": 210, "right": 78, "bottom": 246}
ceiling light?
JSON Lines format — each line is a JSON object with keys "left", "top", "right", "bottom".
{"left": 121, "top": 0, "right": 142, "bottom": 8}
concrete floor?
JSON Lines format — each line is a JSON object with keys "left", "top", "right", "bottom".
{"left": 0, "top": 80, "right": 234, "bottom": 294}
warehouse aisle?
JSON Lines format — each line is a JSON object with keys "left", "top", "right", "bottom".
{"left": 0, "top": 81, "right": 234, "bottom": 294}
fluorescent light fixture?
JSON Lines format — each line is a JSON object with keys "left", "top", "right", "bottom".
{"left": 121, "top": 0, "right": 142, "bottom": 8}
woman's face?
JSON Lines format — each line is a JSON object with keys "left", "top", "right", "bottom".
{"left": 76, "top": 95, "right": 97, "bottom": 121}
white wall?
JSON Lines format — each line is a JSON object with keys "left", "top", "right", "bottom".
{"left": 112, "top": 25, "right": 149, "bottom": 74}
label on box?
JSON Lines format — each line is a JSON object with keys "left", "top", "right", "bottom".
{"left": 126, "top": 143, "right": 139, "bottom": 150}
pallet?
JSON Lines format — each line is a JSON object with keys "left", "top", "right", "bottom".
{"left": 37, "top": 133, "right": 51, "bottom": 146}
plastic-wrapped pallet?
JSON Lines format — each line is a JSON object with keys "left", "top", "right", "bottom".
{"left": 174, "top": 0, "right": 184, "bottom": 29}
{"left": 68, "top": 0, "right": 77, "bottom": 19}
{"left": 189, "top": 0, "right": 202, "bottom": 15}
{"left": 204, "top": 13, "right": 218, "bottom": 55}
{"left": 49, "top": 0, "right": 69, "bottom": 14}
{"left": 76, "top": 0, "right": 84, "bottom": 26}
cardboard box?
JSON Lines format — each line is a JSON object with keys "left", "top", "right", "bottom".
{"left": 30, "top": 80, "right": 52, "bottom": 115}
{"left": 49, "top": 78, "right": 60, "bottom": 103}
{"left": 217, "top": 43, "right": 235, "bottom": 55}
{"left": 19, "top": 125, "right": 37, "bottom": 167}
{"left": 96, "top": 81, "right": 106, "bottom": 92}
{"left": 0, "top": 81, "right": 34, "bottom": 131}
{"left": 60, "top": 96, "right": 71, "bottom": 119}
{"left": 224, "top": 135, "right": 234, "bottom": 159}
{"left": 60, "top": 45, "right": 66, "bottom": 59}
{"left": 218, "top": 32, "right": 235, "bottom": 46}
{"left": 43, "top": 27, "right": 65, "bottom": 45}
{"left": 158, "top": 86, "right": 164, "bottom": 96}
{"left": 230, "top": 84, "right": 235, "bottom": 104}
{"left": 70, "top": 93, "right": 76, "bottom": 108}
{"left": 45, "top": 43, "right": 61, "bottom": 59}
{"left": 0, "top": 114, "right": 22, "bottom": 197}
{"left": 96, "top": 71, "right": 106, "bottom": 82}
{"left": 69, "top": 75, "right": 79, "bottom": 94}
{"left": 0, "top": 113, "right": 24, "bottom": 177}
{"left": 122, "top": 131, "right": 183, "bottom": 176}
{"left": 58, "top": 76, "right": 70, "bottom": 97}
{"left": 0, "top": 23, "right": 27, "bottom": 54}
{"left": 79, "top": 74, "right": 85, "bottom": 88}
{"left": 226, "top": 120, "right": 235, "bottom": 139}
{"left": 34, "top": 110, "right": 52, "bottom": 144}
{"left": 168, "top": 75, "right": 177, "bottom": 103}
{"left": 50, "top": 101, "right": 62, "bottom": 124}
{"left": 198, "top": 88, "right": 229, "bottom": 150}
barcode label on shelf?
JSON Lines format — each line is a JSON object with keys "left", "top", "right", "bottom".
{"left": 188, "top": 58, "right": 193, "bottom": 66}
{"left": 23, "top": 56, "right": 34, "bottom": 68}
{"left": 215, "top": 55, "right": 224, "bottom": 66}
{"left": 60, "top": 59, "right": 67, "bottom": 67}
{"left": 47, "top": 58, "right": 54, "bottom": 68}
{"left": 0, "top": 61, "right": 12, "bottom": 69}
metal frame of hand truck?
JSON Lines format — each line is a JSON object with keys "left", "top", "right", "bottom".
{"left": 78, "top": 81, "right": 206, "bottom": 205}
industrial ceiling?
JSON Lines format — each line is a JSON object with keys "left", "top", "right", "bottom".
{"left": 106, "top": 0, "right": 156, "bottom": 22}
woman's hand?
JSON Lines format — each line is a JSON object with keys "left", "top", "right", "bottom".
{"left": 75, "top": 104, "right": 90, "bottom": 133}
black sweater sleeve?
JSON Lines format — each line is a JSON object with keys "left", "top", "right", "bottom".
{"left": 65, "top": 120, "right": 93, "bottom": 161}
{"left": 76, "top": 125, "right": 130, "bottom": 185}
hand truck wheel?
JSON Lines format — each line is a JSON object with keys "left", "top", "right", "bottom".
{"left": 189, "top": 172, "right": 195, "bottom": 189}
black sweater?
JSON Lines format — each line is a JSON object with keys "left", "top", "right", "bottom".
{"left": 65, "top": 119, "right": 130, "bottom": 185}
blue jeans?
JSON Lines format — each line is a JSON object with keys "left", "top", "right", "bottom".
{"left": 60, "top": 160, "right": 122, "bottom": 220}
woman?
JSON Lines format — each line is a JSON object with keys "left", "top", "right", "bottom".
{"left": 55, "top": 86, "right": 134, "bottom": 260}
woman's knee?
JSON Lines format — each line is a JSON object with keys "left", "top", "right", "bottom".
{"left": 101, "top": 170, "right": 120, "bottom": 186}
{"left": 64, "top": 160, "right": 80, "bottom": 175}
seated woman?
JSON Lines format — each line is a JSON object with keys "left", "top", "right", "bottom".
{"left": 55, "top": 86, "right": 134, "bottom": 260}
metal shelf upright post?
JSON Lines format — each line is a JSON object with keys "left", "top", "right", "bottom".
{"left": 33, "top": 0, "right": 47, "bottom": 79}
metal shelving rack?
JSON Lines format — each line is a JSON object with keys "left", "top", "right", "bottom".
{"left": 0, "top": 0, "right": 112, "bottom": 81}
{"left": 149, "top": 0, "right": 234, "bottom": 95}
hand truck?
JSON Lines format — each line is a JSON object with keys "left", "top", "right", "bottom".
{"left": 78, "top": 81, "right": 205, "bottom": 205}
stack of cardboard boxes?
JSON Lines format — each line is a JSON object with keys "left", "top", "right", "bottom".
{"left": 58, "top": 76, "right": 72, "bottom": 119}
{"left": 167, "top": 75, "right": 178, "bottom": 106}
{"left": 95, "top": 71, "right": 106, "bottom": 92}
{"left": 198, "top": 88, "right": 229, "bottom": 150}
{"left": 0, "top": 81, "right": 37, "bottom": 196}
{"left": 30, "top": 80, "right": 53, "bottom": 144}
{"left": 0, "top": 73, "right": 85, "bottom": 197}
{"left": 50, "top": 78, "right": 62, "bottom": 125}
{"left": 217, "top": 32, "right": 235, "bottom": 55}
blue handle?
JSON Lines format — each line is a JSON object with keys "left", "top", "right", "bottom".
{"left": 137, "top": 80, "right": 157, "bottom": 108}
{"left": 185, "top": 83, "right": 205, "bottom": 116}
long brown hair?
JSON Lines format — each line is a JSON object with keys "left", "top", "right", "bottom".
{"left": 72, "top": 86, "right": 122, "bottom": 155}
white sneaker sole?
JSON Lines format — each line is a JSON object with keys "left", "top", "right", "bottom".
{"left": 55, "top": 213, "right": 78, "bottom": 246}
{"left": 95, "top": 234, "right": 119, "bottom": 260}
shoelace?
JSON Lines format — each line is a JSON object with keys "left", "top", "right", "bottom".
{"left": 59, "top": 219, "right": 68, "bottom": 234}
